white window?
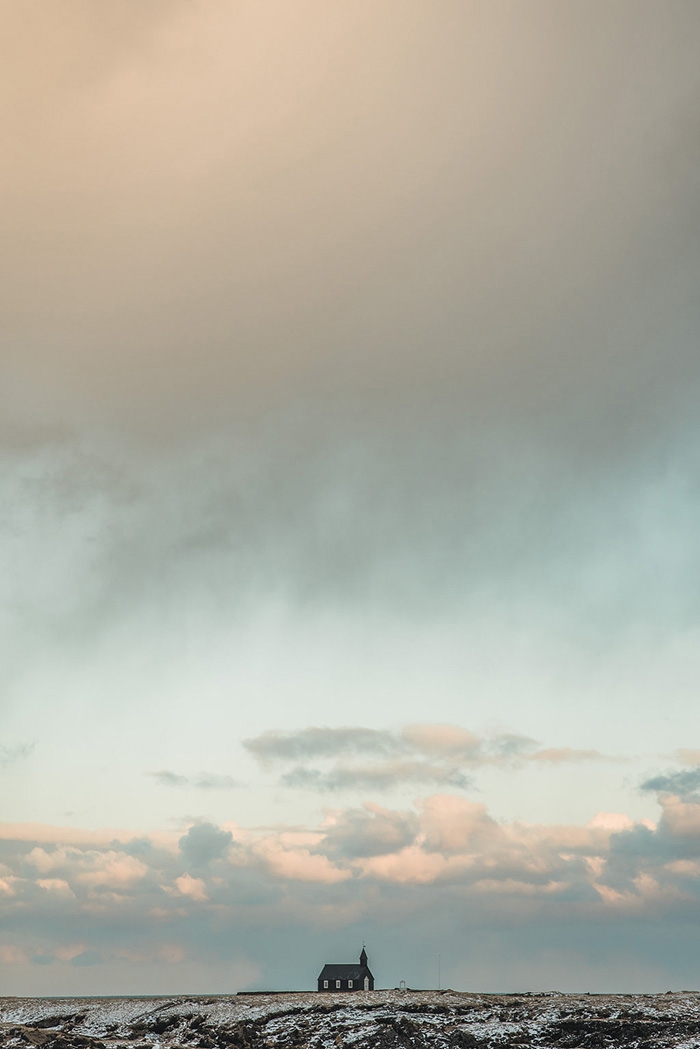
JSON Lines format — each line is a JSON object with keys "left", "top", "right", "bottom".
{"left": 348, "top": 980, "right": 353, "bottom": 989}
{"left": 336, "top": 980, "right": 341, "bottom": 989}
{"left": 323, "top": 980, "right": 328, "bottom": 989}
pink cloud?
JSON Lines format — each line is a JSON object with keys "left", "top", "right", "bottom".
{"left": 419, "top": 794, "right": 502, "bottom": 855}
{"left": 254, "top": 842, "right": 350, "bottom": 883}
{"left": 358, "top": 846, "right": 454, "bottom": 884}
{"left": 2, "top": 786, "right": 699, "bottom": 967}
{"left": 36, "top": 878, "right": 75, "bottom": 898}
{"left": 658, "top": 795, "right": 700, "bottom": 837}
{"left": 401, "top": 723, "right": 481, "bottom": 759}
{"left": 529, "top": 748, "right": 604, "bottom": 763}
{"left": 77, "top": 853, "right": 150, "bottom": 891}
{"left": 586, "top": 812, "right": 634, "bottom": 831}
{"left": 174, "top": 874, "right": 208, "bottom": 901}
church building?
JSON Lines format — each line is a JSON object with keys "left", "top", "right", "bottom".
{"left": 317, "top": 947, "right": 374, "bottom": 992}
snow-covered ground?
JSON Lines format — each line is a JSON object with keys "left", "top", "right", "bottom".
{"left": 2, "top": 989, "right": 700, "bottom": 1047}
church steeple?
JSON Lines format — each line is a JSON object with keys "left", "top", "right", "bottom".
{"left": 360, "top": 946, "right": 368, "bottom": 967}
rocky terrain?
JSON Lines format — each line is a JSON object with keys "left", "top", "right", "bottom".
{"left": 3, "top": 989, "right": 700, "bottom": 1048}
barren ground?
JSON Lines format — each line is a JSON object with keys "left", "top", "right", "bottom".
{"left": 3, "top": 989, "right": 700, "bottom": 1048}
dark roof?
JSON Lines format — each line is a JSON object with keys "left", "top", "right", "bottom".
{"left": 318, "top": 963, "right": 372, "bottom": 981}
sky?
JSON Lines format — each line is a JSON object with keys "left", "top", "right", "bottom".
{"left": 2, "top": 0, "right": 700, "bottom": 995}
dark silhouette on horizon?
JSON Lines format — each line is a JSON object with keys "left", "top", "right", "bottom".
{"left": 318, "top": 947, "right": 374, "bottom": 992}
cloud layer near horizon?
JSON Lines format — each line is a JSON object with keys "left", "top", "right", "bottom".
{"left": 4, "top": 776, "right": 700, "bottom": 994}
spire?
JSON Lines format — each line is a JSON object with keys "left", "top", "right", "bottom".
{"left": 360, "top": 946, "right": 368, "bottom": 967}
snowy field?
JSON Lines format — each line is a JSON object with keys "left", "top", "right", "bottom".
{"left": 3, "top": 989, "right": 700, "bottom": 1048}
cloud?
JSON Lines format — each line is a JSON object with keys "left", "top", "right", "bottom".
{"left": 641, "top": 767, "right": 700, "bottom": 800}
{"left": 1, "top": 1, "right": 700, "bottom": 668}
{"left": 36, "top": 879, "right": 75, "bottom": 898}
{"left": 243, "top": 727, "right": 401, "bottom": 766}
{"left": 586, "top": 812, "right": 634, "bottom": 832}
{"left": 174, "top": 874, "right": 208, "bottom": 902}
{"left": 77, "top": 853, "right": 149, "bottom": 891}
{"left": 149, "top": 771, "right": 239, "bottom": 790}
{"left": 0, "top": 743, "right": 34, "bottom": 768}
{"left": 244, "top": 724, "right": 480, "bottom": 793}
{"left": 529, "top": 748, "right": 605, "bottom": 764}
{"left": 7, "top": 788, "right": 700, "bottom": 991}
{"left": 245, "top": 723, "right": 614, "bottom": 793}
{"left": 321, "top": 803, "right": 418, "bottom": 859}
{"left": 151, "top": 771, "right": 188, "bottom": 787}
{"left": 280, "top": 761, "right": 471, "bottom": 793}
{"left": 178, "top": 822, "right": 233, "bottom": 869}
{"left": 70, "top": 950, "right": 102, "bottom": 967}
{"left": 418, "top": 795, "right": 502, "bottom": 856}
{"left": 400, "top": 724, "right": 484, "bottom": 761}
{"left": 2, "top": 0, "right": 700, "bottom": 997}
{"left": 252, "top": 843, "right": 350, "bottom": 885}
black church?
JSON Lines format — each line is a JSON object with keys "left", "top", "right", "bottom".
{"left": 317, "top": 947, "right": 374, "bottom": 992}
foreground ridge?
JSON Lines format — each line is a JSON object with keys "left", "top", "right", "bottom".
{"left": 2, "top": 989, "right": 700, "bottom": 1048}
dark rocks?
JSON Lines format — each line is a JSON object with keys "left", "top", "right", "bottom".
{"left": 3, "top": 991, "right": 700, "bottom": 1049}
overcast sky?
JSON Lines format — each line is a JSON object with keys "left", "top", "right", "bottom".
{"left": 3, "top": 0, "right": 700, "bottom": 995}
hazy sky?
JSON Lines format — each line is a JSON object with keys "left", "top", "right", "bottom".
{"left": 3, "top": 0, "right": 700, "bottom": 994}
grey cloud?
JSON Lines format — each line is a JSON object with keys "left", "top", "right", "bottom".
{"left": 150, "top": 771, "right": 239, "bottom": 790}
{"left": 246, "top": 724, "right": 614, "bottom": 794}
{"left": 641, "top": 768, "right": 700, "bottom": 799}
{"left": 151, "top": 770, "right": 188, "bottom": 788}
{"left": 486, "top": 734, "right": 538, "bottom": 758}
{"left": 280, "top": 761, "right": 471, "bottom": 793}
{"left": 178, "top": 822, "right": 233, "bottom": 868}
{"left": 120, "top": 836, "right": 159, "bottom": 860}
{"left": 600, "top": 795, "right": 700, "bottom": 893}
{"left": 245, "top": 724, "right": 497, "bottom": 770}
{"left": 246, "top": 724, "right": 481, "bottom": 793}
{"left": 71, "top": 950, "right": 102, "bottom": 967}
{"left": 243, "top": 728, "right": 402, "bottom": 766}
{"left": 0, "top": 743, "right": 34, "bottom": 768}
{"left": 321, "top": 805, "right": 418, "bottom": 859}
{"left": 602, "top": 824, "right": 665, "bottom": 892}
{"left": 193, "top": 774, "right": 239, "bottom": 790}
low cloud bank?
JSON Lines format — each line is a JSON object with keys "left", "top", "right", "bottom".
{"left": 2, "top": 776, "right": 700, "bottom": 993}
